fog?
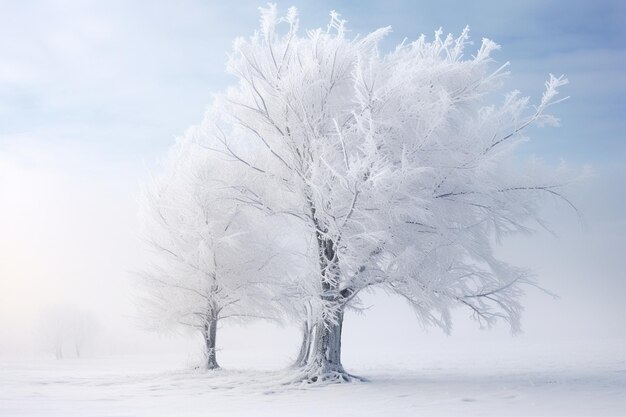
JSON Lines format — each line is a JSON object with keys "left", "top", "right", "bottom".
{"left": 1, "top": 0, "right": 625, "bottom": 362}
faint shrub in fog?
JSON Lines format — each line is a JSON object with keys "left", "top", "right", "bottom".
{"left": 38, "top": 305, "right": 99, "bottom": 359}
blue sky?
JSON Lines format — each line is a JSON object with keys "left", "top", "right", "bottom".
{"left": 1, "top": 0, "right": 624, "bottom": 167}
{"left": 0, "top": 1, "right": 625, "bottom": 354}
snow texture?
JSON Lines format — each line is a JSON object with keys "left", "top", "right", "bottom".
{"left": 2, "top": 341, "right": 625, "bottom": 416}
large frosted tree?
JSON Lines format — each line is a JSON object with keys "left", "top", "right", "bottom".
{"left": 184, "top": 5, "right": 572, "bottom": 381}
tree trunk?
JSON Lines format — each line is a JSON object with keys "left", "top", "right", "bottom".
{"left": 303, "top": 306, "right": 353, "bottom": 381}
{"left": 303, "top": 199, "right": 357, "bottom": 381}
{"left": 203, "top": 315, "right": 219, "bottom": 370}
{"left": 293, "top": 319, "right": 312, "bottom": 368}
{"left": 313, "top": 308, "right": 344, "bottom": 371}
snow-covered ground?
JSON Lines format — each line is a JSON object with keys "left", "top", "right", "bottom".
{"left": 2, "top": 340, "right": 625, "bottom": 417}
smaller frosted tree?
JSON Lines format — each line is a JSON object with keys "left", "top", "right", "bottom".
{"left": 138, "top": 135, "right": 280, "bottom": 369}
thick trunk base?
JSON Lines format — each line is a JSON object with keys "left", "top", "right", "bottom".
{"left": 205, "top": 356, "right": 219, "bottom": 370}
{"left": 297, "top": 362, "right": 366, "bottom": 383}
{"left": 294, "top": 309, "right": 365, "bottom": 383}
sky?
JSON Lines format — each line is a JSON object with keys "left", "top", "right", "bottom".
{"left": 0, "top": 0, "right": 625, "bottom": 359}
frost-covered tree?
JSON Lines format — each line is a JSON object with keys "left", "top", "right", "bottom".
{"left": 39, "top": 305, "right": 99, "bottom": 359}
{"left": 39, "top": 306, "right": 67, "bottom": 359}
{"left": 138, "top": 137, "right": 281, "bottom": 369}
{"left": 70, "top": 311, "right": 99, "bottom": 358}
{"left": 191, "top": 6, "right": 572, "bottom": 381}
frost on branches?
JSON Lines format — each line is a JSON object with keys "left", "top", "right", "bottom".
{"left": 137, "top": 138, "right": 283, "bottom": 369}
{"left": 139, "top": 5, "right": 572, "bottom": 382}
